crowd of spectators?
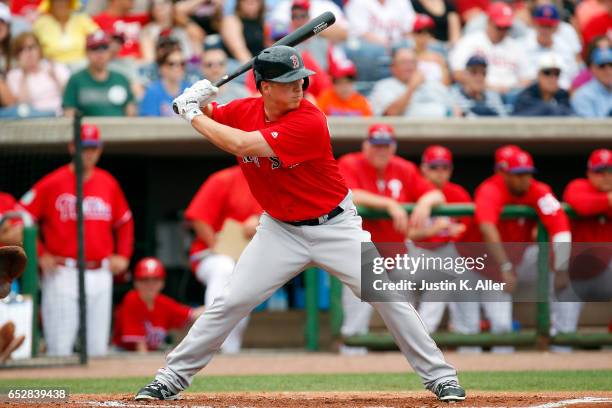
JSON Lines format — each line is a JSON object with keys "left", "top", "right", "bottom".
{"left": 0, "top": 0, "right": 610, "bottom": 119}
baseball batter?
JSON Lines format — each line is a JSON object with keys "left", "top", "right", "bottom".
{"left": 135, "top": 45, "right": 465, "bottom": 402}
{"left": 19, "top": 124, "right": 134, "bottom": 357}
{"left": 336, "top": 124, "right": 445, "bottom": 354}
{"left": 186, "top": 166, "right": 262, "bottom": 353}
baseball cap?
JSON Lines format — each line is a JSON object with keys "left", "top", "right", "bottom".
{"left": 134, "top": 257, "right": 166, "bottom": 280}
{"left": 367, "top": 124, "right": 396, "bottom": 145}
{"left": 588, "top": 149, "right": 612, "bottom": 171}
{"left": 538, "top": 53, "right": 562, "bottom": 71}
{"left": 0, "top": 3, "right": 11, "bottom": 24}
{"left": 487, "top": 2, "right": 514, "bottom": 28}
{"left": 422, "top": 145, "right": 453, "bottom": 166}
{"left": 506, "top": 150, "right": 536, "bottom": 174}
{"left": 495, "top": 144, "right": 521, "bottom": 170}
{"left": 592, "top": 47, "right": 612, "bottom": 65}
{"left": 86, "top": 31, "right": 111, "bottom": 49}
{"left": 329, "top": 60, "right": 357, "bottom": 80}
{"left": 81, "top": 124, "right": 102, "bottom": 147}
{"left": 533, "top": 4, "right": 560, "bottom": 26}
{"left": 292, "top": 0, "right": 310, "bottom": 10}
{"left": 413, "top": 14, "right": 435, "bottom": 32}
{"left": 466, "top": 55, "right": 488, "bottom": 68}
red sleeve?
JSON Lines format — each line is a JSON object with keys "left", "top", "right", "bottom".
{"left": 18, "top": 181, "right": 45, "bottom": 221}
{"left": 404, "top": 164, "right": 435, "bottom": 201}
{"left": 0, "top": 193, "right": 17, "bottom": 214}
{"left": 184, "top": 172, "right": 229, "bottom": 230}
{"left": 563, "top": 179, "right": 611, "bottom": 216}
{"left": 531, "top": 183, "right": 570, "bottom": 236}
{"left": 337, "top": 156, "right": 361, "bottom": 189}
{"left": 162, "top": 296, "right": 192, "bottom": 329}
{"left": 475, "top": 182, "right": 504, "bottom": 225}
{"left": 112, "top": 181, "right": 134, "bottom": 258}
{"left": 449, "top": 184, "right": 473, "bottom": 240}
{"left": 117, "top": 292, "right": 146, "bottom": 344}
{"left": 259, "top": 107, "right": 328, "bottom": 167}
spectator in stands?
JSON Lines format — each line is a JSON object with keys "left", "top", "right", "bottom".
{"left": 571, "top": 47, "right": 612, "bottom": 117}
{"left": 32, "top": 0, "right": 99, "bottom": 67}
{"left": 412, "top": 14, "right": 451, "bottom": 86}
{"left": 140, "top": 46, "right": 189, "bottom": 116}
{"left": 6, "top": 32, "right": 69, "bottom": 116}
{"left": 113, "top": 257, "right": 204, "bottom": 353}
{"left": 513, "top": 53, "right": 573, "bottom": 116}
{"left": 345, "top": 0, "right": 415, "bottom": 48}
{"left": 269, "top": 0, "right": 348, "bottom": 43}
{"left": 0, "top": 3, "right": 11, "bottom": 73}
{"left": 450, "top": 2, "right": 531, "bottom": 100}
{"left": 140, "top": 0, "right": 204, "bottom": 63}
{"left": 572, "top": 36, "right": 610, "bottom": 92}
{"left": 63, "top": 31, "right": 136, "bottom": 117}
{"left": 200, "top": 48, "right": 248, "bottom": 104}
{"left": 410, "top": 0, "right": 460, "bottom": 44}
{"left": 175, "top": 0, "right": 224, "bottom": 43}
{"left": 369, "top": 46, "right": 455, "bottom": 117}
{"left": 93, "top": 0, "right": 150, "bottom": 60}
{"left": 524, "top": 4, "right": 580, "bottom": 90}
{"left": 221, "top": 0, "right": 266, "bottom": 64}
{"left": 316, "top": 58, "right": 372, "bottom": 116}
{"left": 450, "top": 55, "right": 507, "bottom": 117}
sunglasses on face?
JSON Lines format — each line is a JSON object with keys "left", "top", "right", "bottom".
{"left": 597, "top": 62, "right": 612, "bottom": 69}
{"left": 428, "top": 164, "right": 452, "bottom": 171}
{"left": 88, "top": 45, "right": 110, "bottom": 52}
{"left": 592, "top": 167, "right": 612, "bottom": 175}
{"left": 495, "top": 25, "right": 510, "bottom": 32}
{"left": 468, "top": 68, "right": 487, "bottom": 76}
{"left": 540, "top": 68, "right": 561, "bottom": 77}
{"left": 291, "top": 12, "right": 309, "bottom": 20}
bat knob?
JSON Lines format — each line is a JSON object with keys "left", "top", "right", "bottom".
{"left": 172, "top": 102, "right": 179, "bottom": 114}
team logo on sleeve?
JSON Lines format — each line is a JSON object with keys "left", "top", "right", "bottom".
{"left": 271, "top": 131, "right": 279, "bottom": 139}
{"left": 242, "top": 156, "right": 260, "bottom": 167}
{"left": 269, "top": 157, "right": 281, "bottom": 169}
{"left": 20, "top": 190, "right": 35, "bottom": 205}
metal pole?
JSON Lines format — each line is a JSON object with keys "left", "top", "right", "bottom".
{"left": 304, "top": 267, "right": 319, "bottom": 350}
{"left": 536, "top": 222, "right": 550, "bottom": 349}
{"left": 329, "top": 276, "right": 343, "bottom": 338}
{"left": 73, "top": 113, "right": 87, "bottom": 365}
{"left": 20, "top": 222, "right": 39, "bottom": 357}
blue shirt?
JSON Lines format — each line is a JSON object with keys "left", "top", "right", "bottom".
{"left": 139, "top": 80, "right": 190, "bottom": 117}
{"left": 571, "top": 79, "right": 612, "bottom": 118}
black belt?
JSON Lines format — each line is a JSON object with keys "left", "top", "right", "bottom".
{"left": 285, "top": 206, "right": 344, "bottom": 226}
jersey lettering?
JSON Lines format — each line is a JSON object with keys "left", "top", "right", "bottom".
{"left": 55, "top": 193, "right": 112, "bottom": 222}
{"left": 269, "top": 157, "right": 281, "bottom": 170}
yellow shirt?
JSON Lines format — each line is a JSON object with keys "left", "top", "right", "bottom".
{"left": 33, "top": 13, "right": 99, "bottom": 65}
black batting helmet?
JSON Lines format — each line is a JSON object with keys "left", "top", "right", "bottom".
{"left": 253, "top": 45, "right": 315, "bottom": 90}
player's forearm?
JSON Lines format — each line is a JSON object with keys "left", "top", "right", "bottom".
{"left": 114, "top": 220, "right": 135, "bottom": 258}
{"left": 192, "top": 220, "right": 216, "bottom": 248}
{"left": 351, "top": 189, "right": 397, "bottom": 210}
{"left": 479, "top": 222, "right": 511, "bottom": 266}
{"left": 191, "top": 115, "right": 273, "bottom": 157}
{"left": 417, "top": 190, "right": 445, "bottom": 208}
{"left": 565, "top": 192, "right": 610, "bottom": 216}
{"left": 384, "top": 87, "right": 415, "bottom": 116}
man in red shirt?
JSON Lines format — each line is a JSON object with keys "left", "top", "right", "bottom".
{"left": 556, "top": 149, "right": 612, "bottom": 337}
{"left": 336, "top": 125, "right": 445, "bottom": 353}
{"left": 136, "top": 45, "right": 465, "bottom": 402}
{"left": 185, "top": 166, "right": 261, "bottom": 353}
{"left": 407, "top": 146, "right": 479, "bottom": 344}
{"left": 93, "top": 0, "right": 149, "bottom": 59}
{"left": 114, "top": 257, "right": 204, "bottom": 353}
{"left": 19, "top": 124, "right": 134, "bottom": 357}
{"left": 474, "top": 149, "right": 571, "bottom": 351}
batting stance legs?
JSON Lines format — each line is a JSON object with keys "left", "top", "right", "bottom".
{"left": 155, "top": 195, "right": 458, "bottom": 394}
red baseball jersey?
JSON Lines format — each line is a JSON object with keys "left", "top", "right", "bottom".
{"left": 185, "top": 166, "right": 262, "bottom": 264}
{"left": 563, "top": 178, "right": 611, "bottom": 279}
{"left": 337, "top": 152, "right": 435, "bottom": 243}
{"left": 113, "top": 289, "right": 192, "bottom": 351}
{"left": 19, "top": 164, "right": 134, "bottom": 261}
{"left": 211, "top": 98, "right": 348, "bottom": 222}
{"left": 92, "top": 13, "right": 149, "bottom": 58}
{"left": 415, "top": 181, "right": 472, "bottom": 245}
{"left": 0, "top": 192, "right": 17, "bottom": 217}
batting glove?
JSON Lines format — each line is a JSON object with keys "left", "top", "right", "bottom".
{"left": 173, "top": 89, "right": 203, "bottom": 123}
{"left": 190, "top": 79, "right": 219, "bottom": 105}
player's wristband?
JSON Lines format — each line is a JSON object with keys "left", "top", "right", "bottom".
{"left": 185, "top": 107, "right": 203, "bottom": 123}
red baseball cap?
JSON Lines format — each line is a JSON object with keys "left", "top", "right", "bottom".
{"left": 134, "top": 257, "right": 166, "bottom": 280}
{"left": 494, "top": 144, "right": 521, "bottom": 170}
{"left": 413, "top": 14, "right": 435, "bottom": 31}
{"left": 487, "top": 2, "right": 514, "bottom": 28}
{"left": 291, "top": 0, "right": 310, "bottom": 10}
{"left": 588, "top": 149, "right": 612, "bottom": 171}
{"left": 422, "top": 145, "right": 453, "bottom": 166}
{"left": 367, "top": 123, "right": 396, "bottom": 145}
{"left": 86, "top": 31, "right": 111, "bottom": 49}
{"left": 329, "top": 60, "right": 357, "bottom": 80}
{"left": 506, "top": 150, "right": 536, "bottom": 174}
{"left": 81, "top": 124, "right": 102, "bottom": 147}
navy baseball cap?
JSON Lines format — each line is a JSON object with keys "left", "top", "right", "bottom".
{"left": 592, "top": 48, "right": 612, "bottom": 65}
{"left": 533, "top": 4, "right": 560, "bottom": 26}
{"left": 466, "top": 55, "right": 487, "bottom": 68}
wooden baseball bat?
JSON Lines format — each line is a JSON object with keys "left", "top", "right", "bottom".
{"left": 173, "top": 11, "right": 336, "bottom": 114}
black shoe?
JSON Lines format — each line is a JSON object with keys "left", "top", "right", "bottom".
{"left": 135, "top": 380, "right": 179, "bottom": 401}
{"left": 434, "top": 380, "right": 466, "bottom": 402}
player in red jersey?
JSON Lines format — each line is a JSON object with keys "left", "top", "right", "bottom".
{"left": 136, "top": 45, "right": 465, "bottom": 402}
{"left": 336, "top": 125, "right": 445, "bottom": 354}
{"left": 19, "top": 124, "right": 134, "bottom": 357}
{"left": 114, "top": 257, "right": 204, "bottom": 353}
{"left": 185, "top": 166, "right": 262, "bottom": 353}
{"left": 474, "top": 149, "right": 571, "bottom": 351}
{"left": 407, "top": 146, "right": 480, "bottom": 346}
{"left": 555, "top": 149, "right": 612, "bottom": 339}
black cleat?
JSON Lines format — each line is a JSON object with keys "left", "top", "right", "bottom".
{"left": 135, "top": 379, "right": 179, "bottom": 401}
{"left": 434, "top": 380, "right": 466, "bottom": 402}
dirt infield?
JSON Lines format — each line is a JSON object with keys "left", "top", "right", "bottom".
{"left": 7, "top": 391, "right": 612, "bottom": 407}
